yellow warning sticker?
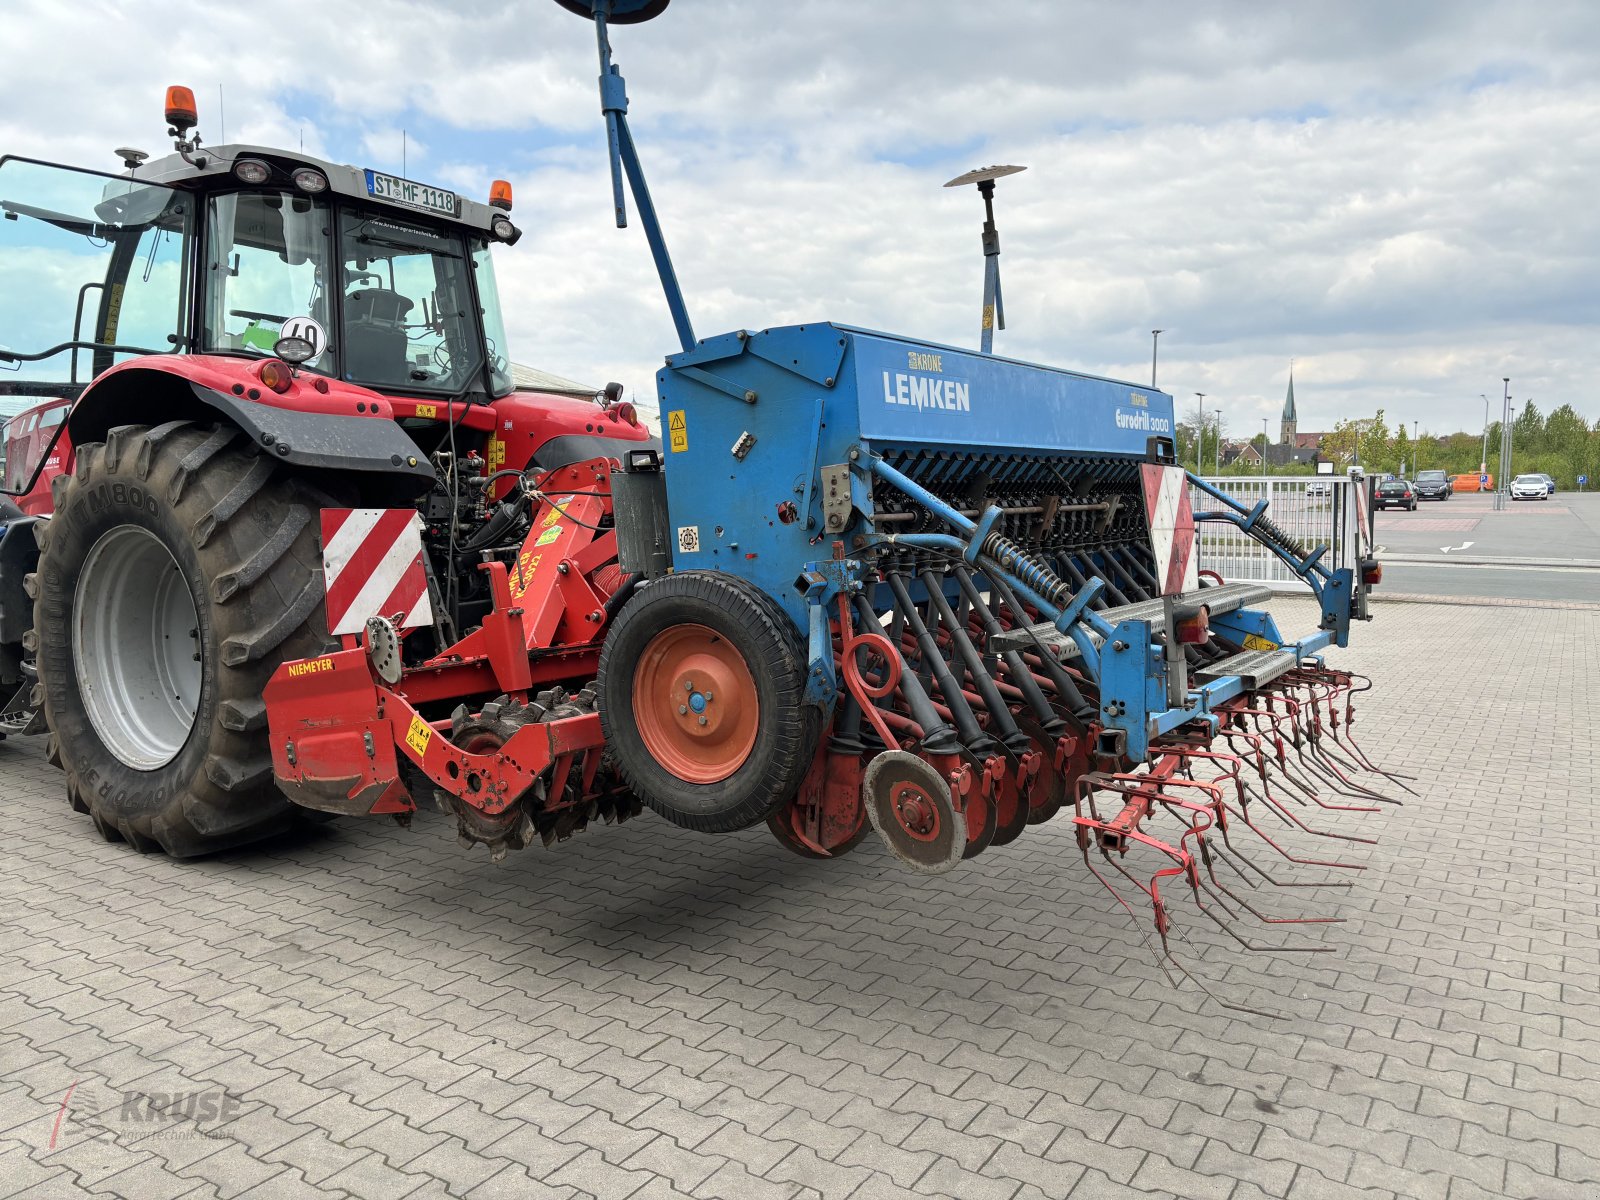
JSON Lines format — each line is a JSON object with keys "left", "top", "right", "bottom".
{"left": 1243, "top": 633, "right": 1280, "bottom": 651}
{"left": 486, "top": 436, "right": 506, "bottom": 471}
{"left": 536, "top": 524, "right": 563, "bottom": 547}
{"left": 510, "top": 551, "right": 542, "bottom": 599}
{"left": 668, "top": 409, "right": 688, "bottom": 453}
{"left": 415, "top": 403, "right": 438, "bottom": 419}
{"left": 542, "top": 506, "right": 563, "bottom": 528}
{"left": 405, "top": 715, "right": 433, "bottom": 756}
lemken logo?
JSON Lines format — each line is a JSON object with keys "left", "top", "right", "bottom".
{"left": 882, "top": 371, "right": 971, "bottom": 413}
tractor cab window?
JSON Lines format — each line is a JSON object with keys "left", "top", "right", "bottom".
{"left": 0, "top": 156, "right": 190, "bottom": 387}
{"left": 202, "top": 191, "right": 335, "bottom": 373}
{"left": 338, "top": 210, "right": 493, "bottom": 395}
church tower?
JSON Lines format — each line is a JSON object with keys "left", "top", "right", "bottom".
{"left": 1280, "top": 365, "right": 1298, "bottom": 445}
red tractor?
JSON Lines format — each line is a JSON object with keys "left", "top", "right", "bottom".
{"left": 0, "top": 87, "right": 649, "bottom": 851}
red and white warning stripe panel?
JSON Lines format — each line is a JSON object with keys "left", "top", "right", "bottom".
{"left": 1140, "top": 464, "right": 1199, "bottom": 596}
{"left": 321, "top": 509, "right": 433, "bottom": 636}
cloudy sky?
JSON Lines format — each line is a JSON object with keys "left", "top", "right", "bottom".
{"left": 4, "top": 0, "right": 1597, "bottom": 438}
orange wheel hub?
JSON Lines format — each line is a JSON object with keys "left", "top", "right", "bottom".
{"left": 631, "top": 623, "right": 759, "bottom": 783}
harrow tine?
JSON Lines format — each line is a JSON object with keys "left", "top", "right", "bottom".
{"left": 1209, "top": 838, "right": 1354, "bottom": 890}
{"left": 1237, "top": 774, "right": 1380, "bottom": 845}
{"left": 1290, "top": 667, "right": 1420, "bottom": 791}
{"left": 1236, "top": 694, "right": 1404, "bottom": 807}
{"left": 1220, "top": 722, "right": 1382, "bottom": 816}
{"left": 1293, "top": 735, "right": 1406, "bottom": 806}
{"left": 1088, "top": 837, "right": 1312, "bottom": 1017}
{"left": 1197, "top": 838, "right": 1346, "bottom": 923}
{"left": 1220, "top": 798, "right": 1368, "bottom": 869}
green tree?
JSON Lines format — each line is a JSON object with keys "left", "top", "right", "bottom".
{"left": 1392, "top": 425, "right": 1411, "bottom": 475}
{"left": 1513, "top": 400, "right": 1546, "bottom": 455}
{"left": 1358, "top": 410, "right": 1392, "bottom": 471}
{"left": 1320, "top": 419, "right": 1358, "bottom": 470}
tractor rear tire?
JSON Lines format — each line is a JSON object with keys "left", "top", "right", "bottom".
{"left": 31, "top": 422, "right": 332, "bottom": 857}
{"left": 598, "top": 572, "right": 819, "bottom": 833}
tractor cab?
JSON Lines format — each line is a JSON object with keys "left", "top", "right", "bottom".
{"left": 0, "top": 87, "right": 522, "bottom": 498}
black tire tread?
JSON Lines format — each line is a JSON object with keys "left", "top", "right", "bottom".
{"left": 598, "top": 572, "right": 819, "bottom": 834}
{"left": 36, "top": 422, "right": 332, "bottom": 857}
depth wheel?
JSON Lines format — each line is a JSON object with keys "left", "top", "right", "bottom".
{"left": 598, "top": 572, "right": 819, "bottom": 833}
{"left": 864, "top": 750, "right": 965, "bottom": 874}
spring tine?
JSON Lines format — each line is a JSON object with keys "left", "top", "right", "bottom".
{"left": 1240, "top": 773, "right": 1380, "bottom": 844}
{"left": 1081, "top": 844, "right": 1190, "bottom": 993}
{"left": 1210, "top": 837, "right": 1354, "bottom": 890}
{"left": 1295, "top": 737, "right": 1406, "bottom": 805}
{"left": 1220, "top": 799, "right": 1368, "bottom": 868}
{"left": 1298, "top": 667, "right": 1420, "bottom": 787}
{"left": 1199, "top": 843, "right": 1346, "bottom": 923}
{"left": 1190, "top": 877, "right": 1338, "bottom": 951}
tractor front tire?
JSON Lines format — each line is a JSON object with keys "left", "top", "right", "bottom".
{"left": 31, "top": 422, "right": 331, "bottom": 856}
{"left": 598, "top": 572, "right": 819, "bottom": 833}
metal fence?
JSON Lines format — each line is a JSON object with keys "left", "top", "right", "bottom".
{"left": 1189, "top": 475, "right": 1368, "bottom": 589}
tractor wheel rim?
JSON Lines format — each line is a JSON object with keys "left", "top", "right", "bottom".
{"left": 73, "top": 524, "right": 202, "bottom": 770}
{"left": 632, "top": 623, "right": 759, "bottom": 784}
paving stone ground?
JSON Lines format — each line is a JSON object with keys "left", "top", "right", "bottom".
{"left": 0, "top": 595, "right": 1594, "bottom": 1200}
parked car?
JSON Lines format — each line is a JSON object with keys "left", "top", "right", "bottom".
{"left": 1511, "top": 474, "right": 1550, "bottom": 501}
{"left": 1535, "top": 473, "right": 1556, "bottom": 495}
{"left": 1450, "top": 472, "right": 1494, "bottom": 493}
{"left": 1413, "top": 469, "right": 1453, "bottom": 501}
{"left": 1306, "top": 480, "right": 1332, "bottom": 498}
{"left": 1375, "top": 479, "right": 1418, "bottom": 511}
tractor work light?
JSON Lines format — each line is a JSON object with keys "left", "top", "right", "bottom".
{"left": 491, "top": 215, "right": 521, "bottom": 244}
{"left": 273, "top": 335, "right": 316, "bottom": 366}
{"left": 164, "top": 85, "right": 198, "bottom": 131}
{"left": 489, "top": 180, "right": 513, "bottom": 210}
{"left": 233, "top": 159, "right": 271, "bottom": 185}
{"left": 291, "top": 167, "right": 328, "bottom": 194}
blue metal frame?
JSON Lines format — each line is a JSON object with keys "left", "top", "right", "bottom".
{"left": 587, "top": 8, "right": 696, "bottom": 352}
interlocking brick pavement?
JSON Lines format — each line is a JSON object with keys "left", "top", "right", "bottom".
{"left": 0, "top": 595, "right": 1594, "bottom": 1198}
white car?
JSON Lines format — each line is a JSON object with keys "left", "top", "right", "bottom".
{"left": 1510, "top": 474, "right": 1549, "bottom": 501}
{"left": 1306, "top": 481, "right": 1332, "bottom": 498}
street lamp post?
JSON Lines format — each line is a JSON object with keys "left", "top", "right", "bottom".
{"left": 1496, "top": 378, "right": 1510, "bottom": 511}
{"left": 1215, "top": 410, "right": 1223, "bottom": 474}
{"left": 1151, "top": 329, "right": 1163, "bottom": 388}
{"left": 1261, "top": 417, "right": 1269, "bottom": 471}
{"left": 1479, "top": 394, "right": 1490, "bottom": 474}
{"left": 1412, "top": 420, "right": 1418, "bottom": 475}
{"left": 1195, "top": 393, "right": 1206, "bottom": 474}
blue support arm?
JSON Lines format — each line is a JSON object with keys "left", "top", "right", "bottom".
{"left": 588, "top": 7, "right": 697, "bottom": 353}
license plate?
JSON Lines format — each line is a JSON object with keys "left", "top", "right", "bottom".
{"left": 364, "top": 170, "right": 458, "bottom": 218}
